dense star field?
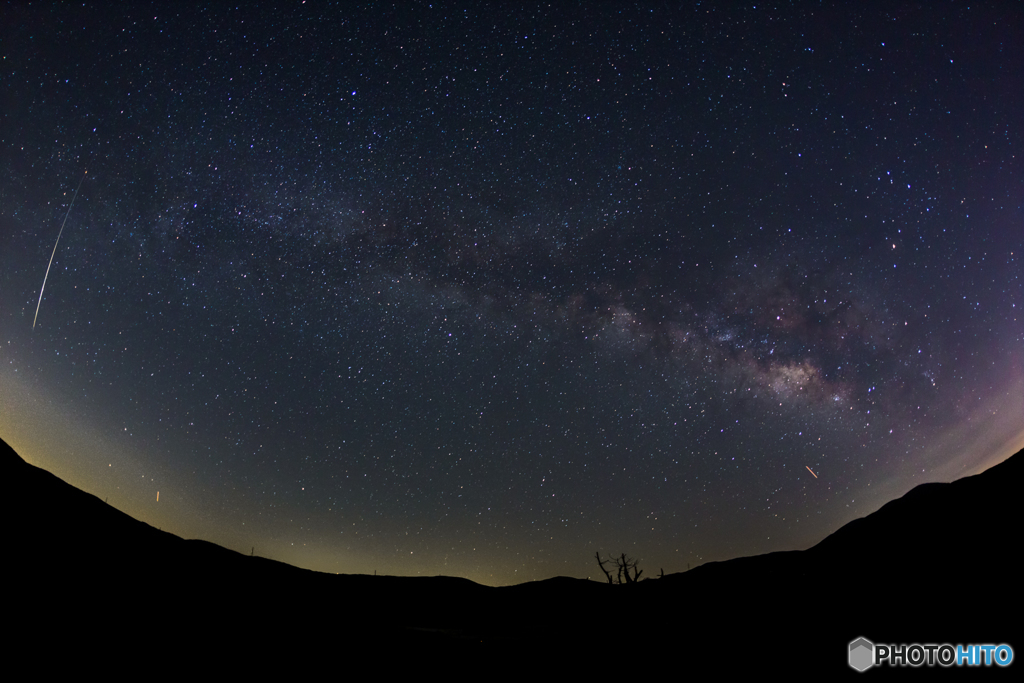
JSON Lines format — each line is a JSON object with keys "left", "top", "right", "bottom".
{"left": 1, "top": 2, "right": 1021, "bottom": 585}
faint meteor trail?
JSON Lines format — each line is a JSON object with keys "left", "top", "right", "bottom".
{"left": 806, "top": 466, "right": 818, "bottom": 479}
{"left": 33, "top": 171, "right": 86, "bottom": 330}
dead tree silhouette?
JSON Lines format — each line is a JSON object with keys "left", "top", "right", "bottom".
{"left": 595, "top": 552, "right": 643, "bottom": 583}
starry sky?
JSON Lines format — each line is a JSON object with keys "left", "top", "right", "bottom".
{"left": 2, "top": 2, "right": 1021, "bottom": 586}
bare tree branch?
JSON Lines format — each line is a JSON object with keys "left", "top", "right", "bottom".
{"left": 595, "top": 552, "right": 646, "bottom": 584}
{"left": 595, "top": 551, "right": 614, "bottom": 584}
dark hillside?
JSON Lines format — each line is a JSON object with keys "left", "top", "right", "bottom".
{"left": 4, "top": 437, "right": 1018, "bottom": 674}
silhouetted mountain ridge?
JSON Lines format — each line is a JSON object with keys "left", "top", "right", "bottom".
{"left": 4, "top": 437, "right": 1018, "bottom": 673}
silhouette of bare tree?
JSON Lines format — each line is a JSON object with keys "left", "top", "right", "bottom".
{"left": 595, "top": 552, "right": 643, "bottom": 583}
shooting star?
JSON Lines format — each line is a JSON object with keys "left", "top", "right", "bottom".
{"left": 806, "top": 466, "right": 818, "bottom": 479}
{"left": 33, "top": 171, "right": 86, "bottom": 330}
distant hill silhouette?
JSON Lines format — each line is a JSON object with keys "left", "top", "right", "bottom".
{"left": 4, "top": 436, "right": 1019, "bottom": 674}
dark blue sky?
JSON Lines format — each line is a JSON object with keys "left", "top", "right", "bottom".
{"left": 2, "top": 1, "right": 1021, "bottom": 585}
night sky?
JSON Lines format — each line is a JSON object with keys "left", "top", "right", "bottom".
{"left": 2, "top": 2, "right": 1021, "bottom": 586}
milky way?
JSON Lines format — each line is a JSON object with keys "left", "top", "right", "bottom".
{"left": 2, "top": 3, "right": 1021, "bottom": 584}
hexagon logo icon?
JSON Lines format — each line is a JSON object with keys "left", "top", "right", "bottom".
{"left": 849, "top": 637, "right": 875, "bottom": 671}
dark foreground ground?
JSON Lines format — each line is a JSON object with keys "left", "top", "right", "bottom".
{"left": 5, "top": 436, "right": 1019, "bottom": 676}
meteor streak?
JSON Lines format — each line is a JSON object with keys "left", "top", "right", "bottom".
{"left": 806, "top": 466, "right": 818, "bottom": 478}
{"left": 33, "top": 171, "right": 86, "bottom": 330}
